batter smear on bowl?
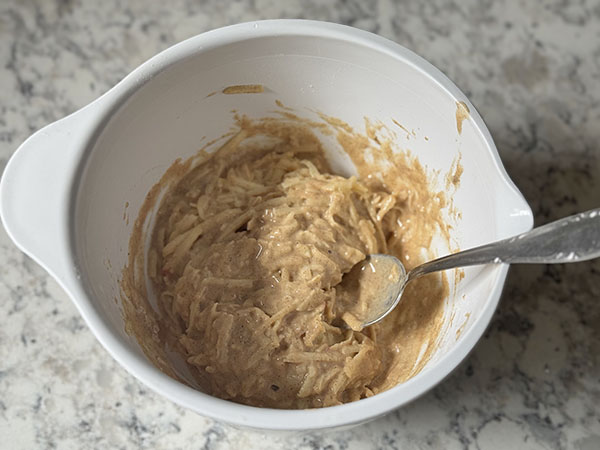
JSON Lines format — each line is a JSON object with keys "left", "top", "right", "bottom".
{"left": 122, "top": 114, "right": 453, "bottom": 409}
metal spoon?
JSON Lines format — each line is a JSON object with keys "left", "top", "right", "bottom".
{"left": 356, "top": 208, "right": 600, "bottom": 329}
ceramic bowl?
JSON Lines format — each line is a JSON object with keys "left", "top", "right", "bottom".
{"left": 0, "top": 20, "right": 532, "bottom": 430}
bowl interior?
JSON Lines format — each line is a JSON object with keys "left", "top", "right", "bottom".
{"left": 73, "top": 26, "right": 532, "bottom": 420}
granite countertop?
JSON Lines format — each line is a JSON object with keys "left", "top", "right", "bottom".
{"left": 1, "top": 0, "right": 599, "bottom": 448}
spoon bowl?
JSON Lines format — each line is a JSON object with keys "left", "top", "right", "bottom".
{"left": 340, "top": 254, "right": 408, "bottom": 330}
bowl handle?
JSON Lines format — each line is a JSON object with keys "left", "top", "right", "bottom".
{"left": 0, "top": 105, "right": 97, "bottom": 284}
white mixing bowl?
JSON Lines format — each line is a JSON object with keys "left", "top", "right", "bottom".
{"left": 0, "top": 20, "right": 532, "bottom": 430}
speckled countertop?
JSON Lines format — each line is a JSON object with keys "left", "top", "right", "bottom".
{"left": 1, "top": 0, "right": 599, "bottom": 449}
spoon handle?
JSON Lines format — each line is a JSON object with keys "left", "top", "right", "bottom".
{"left": 408, "top": 208, "right": 600, "bottom": 281}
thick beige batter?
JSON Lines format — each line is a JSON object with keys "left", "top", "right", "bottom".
{"left": 121, "top": 113, "right": 451, "bottom": 409}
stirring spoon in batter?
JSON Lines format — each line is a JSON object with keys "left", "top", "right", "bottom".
{"left": 353, "top": 208, "right": 600, "bottom": 329}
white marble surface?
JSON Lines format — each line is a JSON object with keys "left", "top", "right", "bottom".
{"left": 1, "top": 0, "right": 600, "bottom": 448}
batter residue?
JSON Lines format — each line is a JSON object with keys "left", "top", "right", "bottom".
{"left": 121, "top": 113, "right": 452, "bottom": 409}
{"left": 222, "top": 84, "right": 265, "bottom": 94}
{"left": 455, "top": 101, "right": 470, "bottom": 134}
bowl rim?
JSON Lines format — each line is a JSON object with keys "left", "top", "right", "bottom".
{"left": 62, "top": 19, "right": 533, "bottom": 430}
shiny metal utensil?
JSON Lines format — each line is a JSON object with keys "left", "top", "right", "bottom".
{"left": 360, "top": 208, "right": 600, "bottom": 328}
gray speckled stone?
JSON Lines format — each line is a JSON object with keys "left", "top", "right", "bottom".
{"left": 1, "top": 0, "right": 599, "bottom": 448}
